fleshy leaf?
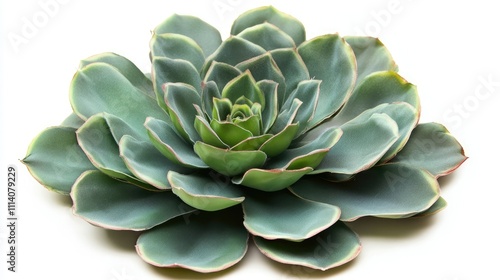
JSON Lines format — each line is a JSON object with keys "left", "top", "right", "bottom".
{"left": 414, "top": 196, "right": 447, "bottom": 217}
{"left": 297, "top": 34, "right": 356, "bottom": 126}
{"left": 257, "top": 80, "right": 279, "bottom": 133}
{"left": 201, "top": 81, "right": 221, "bottom": 119}
{"left": 232, "top": 167, "right": 313, "bottom": 192}
{"left": 79, "top": 52, "right": 154, "bottom": 98}
{"left": 72, "top": 171, "right": 194, "bottom": 231}
{"left": 243, "top": 190, "right": 340, "bottom": 241}
{"left": 70, "top": 62, "right": 168, "bottom": 132}
{"left": 145, "top": 117, "right": 208, "bottom": 169}
{"left": 154, "top": 14, "right": 222, "bottom": 57}
{"left": 61, "top": 113, "right": 85, "bottom": 129}
{"left": 270, "top": 98, "right": 302, "bottom": 134}
{"left": 164, "top": 83, "right": 202, "bottom": 143}
{"left": 210, "top": 119, "right": 253, "bottom": 147}
{"left": 194, "top": 116, "right": 227, "bottom": 149}
{"left": 203, "top": 62, "right": 242, "bottom": 94}
{"left": 390, "top": 123, "right": 467, "bottom": 177}
{"left": 260, "top": 124, "right": 299, "bottom": 157}
{"left": 22, "top": 126, "right": 96, "bottom": 195}
{"left": 231, "top": 6, "right": 306, "bottom": 45}
{"left": 236, "top": 22, "right": 296, "bottom": 50}
{"left": 254, "top": 221, "right": 361, "bottom": 271}
{"left": 312, "top": 113, "right": 399, "bottom": 175}
{"left": 270, "top": 48, "right": 310, "bottom": 101}
{"left": 136, "top": 209, "right": 248, "bottom": 273}
{"left": 221, "top": 71, "right": 265, "bottom": 108}
{"left": 120, "top": 135, "right": 189, "bottom": 190}
{"left": 280, "top": 80, "right": 320, "bottom": 135}
{"left": 291, "top": 163, "right": 440, "bottom": 221}
{"left": 194, "top": 142, "right": 267, "bottom": 176}
{"left": 231, "top": 134, "right": 273, "bottom": 151}
{"left": 168, "top": 171, "right": 245, "bottom": 211}
{"left": 150, "top": 33, "right": 205, "bottom": 71}
{"left": 344, "top": 36, "right": 398, "bottom": 84}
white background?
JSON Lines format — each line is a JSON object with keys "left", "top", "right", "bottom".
{"left": 1, "top": 0, "right": 498, "bottom": 279}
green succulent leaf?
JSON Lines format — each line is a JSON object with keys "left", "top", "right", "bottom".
{"left": 164, "top": 83, "right": 202, "bottom": 143}
{"left": 202, "top": 36, "right": 266, "bottom": 77}
{"left": 291, "top": 163, "right": 440, "bottom": 221}
{"left": 210, "top": 119, "right": 253, "bottom": 147}
{"left": 201, "top": 81, "right": 221, "bottom": 119}
{"left": 414, "top": 196, "right": 447, "bottom": 217}
{"left": 194, "top": 116, "right": 227, "bottom": 148}
{"left": 221, "top": 71, "right": 265, "bottom": 108}
{"left": 203, "top": 62, "right": 242, "bottom": 94}
{"left": 344, "top": 36, "right": 398, "bottom": 84}
{"left": 231, "top": 6, "right": 306, "bottom": 46}
{"left": 243, "top": 190, "right": 340, "bottom": 241}
{"left": 76, "top": 114, "right": 153, "bottom": 190}
{"left": 253, "top": 221, "right": 361, "bottom": 271}
{"left": 257, "top": 80, "right": 279, "bottom": 133}
{"left": 236, "top": 22, "right": 296, "bottom": 50}
{"left": 136, "top": 209, "right": 248, "bottom": 273}
{"left": 260, "top": 123, "right": 299, "bottom": 157}
{"left": 22, "top": 126, "right": 97, "bottom": 195}
{"left": 168, "top": 171, "right": 245, "bottom": 211}
{"left": 281, "top": 80, "right": 320, "bottom": 135}
{"left": 390, "top": 123, "right": 467, "bottom": 177}
{"left": 270, "top": 48, "right": 310, "bottom": 101}
{"left": 79, "top": 52, "right": 154, "bottom": 98}
{"left": 120, "top": 135, "right": 189, "bottom": 190}
{"left": 72, "top": 171, "right": 194, "bottom": 230}
{"left": 150, "top": 33, "right": 205, "bottom": 71}
{"left": 270, "top": 98, "right": 302, "bottom": 134}
{"left": 154, "top": 14, "right": 222, "bottom": 57}
{"left": 235, "top": 53, "right": 286, "bottom": 105}
{"left": 61, "top": 113, "right": 85, "bottom": 129}
{"left": 152, "top": 57, "right": 202, "bottom": 112}
{"left": 145, "top": 117, "right": 208, "bottom": 169}
{"left": 232, "top": 167, "right": 313, "bottom": 192}
{"left": 297, "top": 34, "right": 357, "bottom": 126}
{"left": 231, "top": 134, "right": 273, "bottom": 151}
{"left": 312, "top": 113, "right": 399, "bottom": 175}
{"left": 70, "top": 62, "right": 168, "bottom": 132}
{"left": 194, "top": 142, "right": 267, "bottom": 176}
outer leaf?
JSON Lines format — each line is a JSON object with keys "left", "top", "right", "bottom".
{"left": 120, "top": 136, "right": 189, "bottom": 190}
{"left": 150, "top": 33, "right": 205, "bottom": 71}
{"left": 61, "top": 113, "right": 85, "bottom": 129}
{"left": 230, "top": 6, "right": 306, "bottom": 45}
{"left": 414, "top": 196, "right": 447, "bottom": 217}
{"left": 71, "top": 171, "right": 195, "bottom": 231}
{"left": 270, "top": 48, "right": 310, "bottom": 101}
{"left": 232, "top": 167, "right": 313, "bottom": 192}
{"left": 312, "top": 113, "right": 399, "bottom": 175}
{"left": 243, "top": 190, "right": 340, "bottom": 241}
{"left": 136, "top": 209, "right": 248, "bottom": 273}
{"left": 79, "top": 52, "right": 154, "bottom": 98}
{"left": 194, "top": 142, "right": 267, "bottom": 176}
{"left": 168, "top": 171, "right": 245, "bottom": 211}
{"left": 236, "top": 22, "right": 295, "bottom": 50}
{"left": 145, "top": 117, "right": 208, "bottom": 169}
{"left": 291, "top": 163, "right": 441, "bottom": 221}
{"left": 254, "top": 221, "right": 361, "bottom": 271}
{"left": 344, "top": 36, "right": 398, "bottom": 84}
{"left": 390, "top": 123, "right": 467, "bottom": 177}
{"left": 70, "top": 62, "right": 168, "bottom": 132}
{"left": 297, "top": 34, "right": 356, "bottom": 126}
{"left": 22, "top": 126, "right": 96, "bottom": 195}
{"left": 154, "top": 14, "right": 222, "bottom": 57}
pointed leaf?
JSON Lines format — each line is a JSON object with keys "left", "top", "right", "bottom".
{"left": 71, "top": 171, "right": 194, "bottom": 231}
{"left": 210, "top": 119, "right": 253, "bottom": 147}
{"left": 150, "top": 33, "right": 205, "bottom": 70}
{"left": 201, "top": 80, "right": 221, "bottom": 119}
{"left": 145, "top": 117, "right": 208, "bottom": 169}
{"left": 391, "top": 123, "right": 467, "bottom": 177}
{"left": 231, "top": 6, "right": 306, "bottom": 45}
{"left": 168, "top": 171, "right": 245, "bottom": 211}
{"left": 221, "top": 71, "right": 265, "bottom": 107}
{"left": 61, "top": 113, "right": 85, "bottom": 129}
{"left": 254, "top": 221, "right": 361, "bottom": 271}
{"left": 414, "top": 196, "right": 447, "bottom": 217}
{"left": 136, "top": 209, "right": 248, "bottom": 273}
{"left": 194, "top": 142, "right": 267, "bottom": 176}
{"left": 154, "top": 14, "right": 222, "bottom": 57}
{"left": 237, "top": 22, "right": 295, "bottom": 50}
{"left": 203, "top": 62, "right": 242, "bottom": 94}
{"left": 233, "top": 167, "right": 313, "bottom": 192}
{"left": 297, "top": 34, "right": 356, "bottom": 126}
{"left": 345, "top": 36, "right": 398, "bottom": 84}
{"left": 231, "top": 134, "right": 273, "bottom": 151}
{"left": 164, "top": 83, "right": 202, "bottom": 143}
{"left": 312, "top": 113, "right": 399, "bottom": 175}
{"left": 22, "top": 126, "right": 96, "bottom": 195}
{"left": 257, "top": 80, "right": 279, "bottom": 133}
{"left": 291, "top": 163, "right": 441, "bottom": 221}
{"left": 270, "top": 48, "right": 310, "bottom": 99}
{"left": 281, "top": 80, "right": 320, "bottom": 134}
{"left": 270, "top": 98, "right": 302, "bottom": 134}
{"left": 70, "top": 62, "right": 168, "bottom": 132}
{"left": 194, "top": 116, "right": 227, "bottom": 148}
{"left": 260, "top": 124, "right": 299, "bottom": 157}
{"left": 243, "top": 190, "right": 340, "bottom": 241}
{"left": 120, "top": 136, "right": 190, "bottom": 190}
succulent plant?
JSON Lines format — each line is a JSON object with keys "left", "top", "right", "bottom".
{"left": 23, "top": 6, "right": 466, "bottom": 273}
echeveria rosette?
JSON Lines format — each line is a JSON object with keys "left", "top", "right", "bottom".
{"left": 22, "top": 6, "right": 467, "bottom": 273}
